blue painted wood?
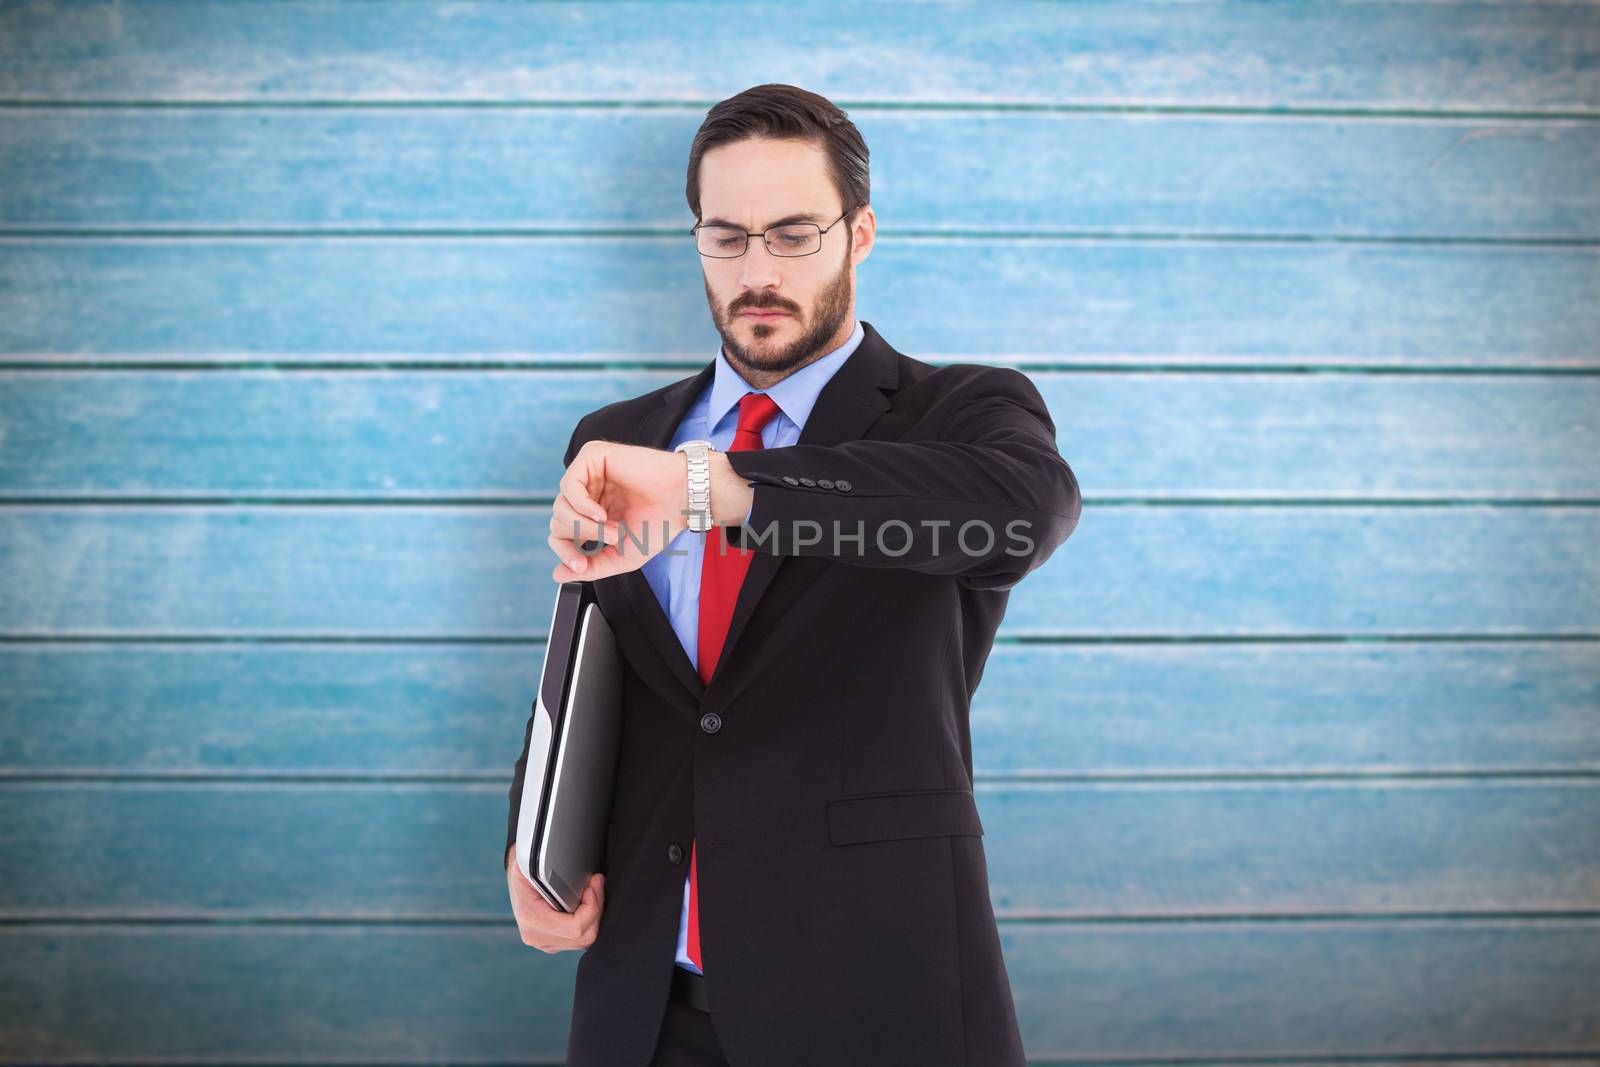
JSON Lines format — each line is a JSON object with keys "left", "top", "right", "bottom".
{"left": 0, "top": 1, "right": 1595, "bottom": 111}
{"left": 2, "top": 780, "right": 1596, "bottom": 916}
{"left": 4, "top": 642, "right": 1596, "bottom": 775}
{"left": 1004, "top": 919, "right": 1600, "bottom": 1055}
{"left": 2, "top": 507, "right": 1596, "bottom": 636}
{"left": 967, "top": 642, "right": 1600, "bottom": 775}
{"left": 2, "top": 0, "right": 1595, "bottom": 1061}
{"left": 3, "top": 370, "right": 1597, "bottom": 497}
{"left": 0, "top": 926, "right": 581, "bottom": 1063}
{"left": 2, "top": 241, "right": 1595, "bottom": 365}
{"left": 2, "top": 109, "right": 1595, "bottom": 238}
{"left": 0, "top": 922, "right": 1595, "bottom": 1060}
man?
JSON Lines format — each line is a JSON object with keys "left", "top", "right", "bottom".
{"left": 505, "top": 84, "right": 1080, "bottom": 1066}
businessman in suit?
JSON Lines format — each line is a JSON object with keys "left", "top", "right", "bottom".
{"left": 505, "top": 84, "right": 1080, "bottom": 1066}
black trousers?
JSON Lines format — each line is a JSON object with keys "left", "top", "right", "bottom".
{"left": 648, "top": 968, "right": 730, "bottom": 1066}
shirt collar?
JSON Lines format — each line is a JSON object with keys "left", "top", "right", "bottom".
{"left": 706, "top": 317, "right": 865, "bottom": 434}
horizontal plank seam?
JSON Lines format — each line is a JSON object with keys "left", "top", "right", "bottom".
{"left": 2, "top": 497, "right": 1599, "bottom": 507}
{"left": 4, "top": 911, "right": 1600, "bottom": 927}
{"left": 1, "top": 99, "right": 1598, "bottom": 121}
{"left": 3, "top": 634, "right": 1598, "bottom": 645}
{"left": 3, "top": 229, "right": 1598, "bottom": 248}
{"left": 4, "top": 770, "right": 1600, "bottom": 784}
{"left": 4, "top": 361, "right": 1598, "bottom": 375}
{"left": 1021, "top": 1052, "right": 1600, "bottom": 1066}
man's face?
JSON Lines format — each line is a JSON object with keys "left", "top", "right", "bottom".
{"left": 696, "top": 137, "right": 873, "bottom": 379}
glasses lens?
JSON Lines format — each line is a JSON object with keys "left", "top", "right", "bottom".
{"left": 696, "top": 226, "right": 746, "bottom": 257}
{"left": 767, "top": 224, "right": 821, "bottom": 256}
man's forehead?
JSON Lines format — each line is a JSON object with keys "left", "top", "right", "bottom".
{"left": 698, "top": 139, "right": 838, "bottom": 227}
{"left": 698, "top": 207, "right": 836, "bottom": 230}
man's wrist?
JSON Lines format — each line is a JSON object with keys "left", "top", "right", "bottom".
{"left": 708, "top": 450, "right": 755, "bottom": 526}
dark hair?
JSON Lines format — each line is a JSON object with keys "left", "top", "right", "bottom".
{"left": 685, "top": 84, "right": 870, "bottom": 227}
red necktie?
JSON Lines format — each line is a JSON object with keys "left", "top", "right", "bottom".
{"left": 685, "top": 390, "right": 782, "bottom": 971}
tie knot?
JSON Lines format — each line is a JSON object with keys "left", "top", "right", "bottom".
{"left": 736, "top": 391, "right": 783, "bottom": 437}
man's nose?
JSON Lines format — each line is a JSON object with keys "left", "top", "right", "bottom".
{"left": 739, "top": 238, "right": 783, "bottom": 288}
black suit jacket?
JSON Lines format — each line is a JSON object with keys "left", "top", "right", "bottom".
{"left": 506, "top": 320, "right": 1081, "bottom": 1066}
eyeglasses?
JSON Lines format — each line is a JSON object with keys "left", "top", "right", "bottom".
{"left": 690, "top": 209, "right": 853, "bottom": 259}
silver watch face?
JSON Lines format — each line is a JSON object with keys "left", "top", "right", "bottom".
{"left": 675, "top": 439, "right": 713, "bottom": 453}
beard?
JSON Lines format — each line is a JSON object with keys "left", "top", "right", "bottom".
{"left": 705, "top": 247, "right": 854, "bottom": 379}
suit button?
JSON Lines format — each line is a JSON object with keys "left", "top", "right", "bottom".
{"left": 700, "top": 712, "right": 722, "bottom": 733}
{"left": 817, "top": 478, "right": 834, "bottom": 489}
{"left": 782, "top": 475, "right": 799, "bottom": 485}
{"left": 835, "top": 479, "right": 852, "bottom": 492}
{"left": 668, "top": 843, "right": 683, "bottom": 864}
{"left": 799, "top": 477, "right": 816, "bottom": 487}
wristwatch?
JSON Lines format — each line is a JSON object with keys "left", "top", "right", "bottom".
{"left": 674, "top": 439, "right": 715, "bottom": 533}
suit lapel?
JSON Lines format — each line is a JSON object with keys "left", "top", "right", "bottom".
{"left": 600, "top": 320, "right": 901, "bottom": 709}
{"left": 609, "top": 361, "right": 716, "bottom": 705}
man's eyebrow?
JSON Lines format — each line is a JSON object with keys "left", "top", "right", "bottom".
{"left": 700, "top": 211, "right": 830, "bottom": 230}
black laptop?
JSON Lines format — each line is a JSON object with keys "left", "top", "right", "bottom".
{"left": 510, "top": 579, "right": 624, "bottom": 913}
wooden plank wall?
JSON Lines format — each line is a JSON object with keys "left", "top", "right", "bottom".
{"left": 1, "top": 2, "right": 1597, "bottom": 1062}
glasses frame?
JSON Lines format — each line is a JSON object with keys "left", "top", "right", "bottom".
{"left": 690, "top": 208, "right": 854, "bottom": 259}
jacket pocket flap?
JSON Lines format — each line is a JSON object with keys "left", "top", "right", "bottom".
{"left": 827, "top": 788, "right": 984, "bottom": 846}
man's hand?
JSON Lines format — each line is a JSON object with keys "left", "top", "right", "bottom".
{"left": 507, "top": 843, "right": 606, "bottom": 952}
{"left": 548, "top": 439, "right": 753, "bottom": 583}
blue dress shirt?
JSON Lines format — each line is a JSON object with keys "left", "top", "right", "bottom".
{"left": 644, "top": 317, "right": 865, "bottom": 974}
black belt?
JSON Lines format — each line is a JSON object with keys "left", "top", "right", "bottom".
{"left": 670, "top": 965, "right": 710, "bottom": 1012}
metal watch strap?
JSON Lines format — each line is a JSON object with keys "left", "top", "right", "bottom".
{"left": 674, "top": 439, "right": 714, "bottom": 533}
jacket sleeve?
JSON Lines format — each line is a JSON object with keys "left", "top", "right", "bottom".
{"left": 505, "top": 416, "right": 590, "bottom": 870}
{"left": 724, "top": 365, "right": 1081, "bottom": 592}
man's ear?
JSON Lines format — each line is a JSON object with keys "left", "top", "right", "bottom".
{"left": 849, "top": 203, "right": 876, "bottom": 266}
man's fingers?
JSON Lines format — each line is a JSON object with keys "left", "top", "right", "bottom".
{"left": 546, "top": 531, "right": 590, "bottom": 574}
{"left": 550, "top": 496, "right": 616, "bottom": 547}
{"left": 550, "top": 542, "right": 637, "bottom": 584}
{"left": 568, "top": 881, "right": 602, "bottom": 924}
{"left": 510, "top": 868, "right": 558, "bottom": 913}
{"left": 570, "top": 887, "right": 599, "bottom": 939}
{"left": 558, "top": 458, "right": 607, "bottom": 525}
{"left": 547, "top": 531, "right": 622, "bottom": 576}
{"left": 561, "top": 495, "right": 613, "bottom": 538}
{"left": 548, "top": 496, "right": 620, "bottom": 580}
{"left": 513, "top": 876, "right": 604, "bottom": 951}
